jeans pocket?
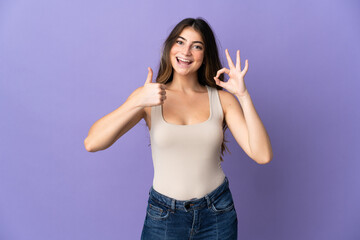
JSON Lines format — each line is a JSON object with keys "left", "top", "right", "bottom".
{"left": 210, "top": 188, "right": 235, "bottom": 214}
{"left": 146, "top": 198, "right": 170, "bottom": 220}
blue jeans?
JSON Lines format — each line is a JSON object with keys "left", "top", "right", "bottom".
{"left": 141, "top": 176, "right": 238, "bottom": 239}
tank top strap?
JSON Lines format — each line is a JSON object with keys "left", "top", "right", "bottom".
{"left": 209, "top": 86, "right": 224, "bottom": 120}
{"left": 150, "top": 104, "right": 162, "bottom": 130}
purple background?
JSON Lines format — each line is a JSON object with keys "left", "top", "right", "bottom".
{"left": 1, "top": 0, "right": 359, "bottom": 239}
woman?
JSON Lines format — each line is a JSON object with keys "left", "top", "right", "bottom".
{"left": 84, "top": 17, "right": 273, "bottom": 239}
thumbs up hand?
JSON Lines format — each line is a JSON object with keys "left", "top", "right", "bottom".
{"left": 137, "top": 67, "right": 167, "bottom": 107}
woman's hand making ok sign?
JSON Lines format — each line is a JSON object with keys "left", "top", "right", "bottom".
{"left": 214, "top": 49, "right": 249, "bottom": 97}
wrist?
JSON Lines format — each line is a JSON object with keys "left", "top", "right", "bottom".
{"left": 235, "top": 89, "right": 249, "bottom": 99}
{"left": 127, "top": 87, "right": 145, "bottom": 109}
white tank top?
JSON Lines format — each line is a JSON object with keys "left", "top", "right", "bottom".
{"left": 149, "top": 85, "right": 226, "bottom": 200}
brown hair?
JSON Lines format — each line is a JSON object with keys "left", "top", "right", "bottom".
{"left": 155, "top": 17, "right": 230, "bottom": 162}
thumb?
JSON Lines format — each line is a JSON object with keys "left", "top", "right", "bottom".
{"left": 144, "top": 67, "right": 153, "bottom": 85}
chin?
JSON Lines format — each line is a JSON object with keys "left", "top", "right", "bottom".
{"left": 172, "top": 65, "right": 202, "bottom": 76}
{"left": 173, "top": 69, "right": 198, "bottom": 76}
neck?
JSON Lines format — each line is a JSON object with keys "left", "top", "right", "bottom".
{"left": 167, "top": 71, "right": 202, "bottom": 92}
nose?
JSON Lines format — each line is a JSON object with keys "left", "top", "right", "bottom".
{"left": 182, "top": 44, "right": 192, "bottom": 56}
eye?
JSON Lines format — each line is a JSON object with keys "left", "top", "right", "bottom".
{"left": 193, "top": 45, "right": 203, "bottom": 50}
{"left": 176, "top": 40, "right": 183, "bottom": 45}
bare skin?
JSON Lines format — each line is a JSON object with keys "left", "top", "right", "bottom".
{"left": 142, "top": 87, "right": 208, "bottom": 127}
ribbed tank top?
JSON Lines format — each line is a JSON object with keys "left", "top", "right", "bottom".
{"left": 149, "top": 85, "right": 226, "bottom": 200}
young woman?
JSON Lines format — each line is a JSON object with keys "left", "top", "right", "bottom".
{"left": 84, "top": 17, "right": 273, "bottom": 239}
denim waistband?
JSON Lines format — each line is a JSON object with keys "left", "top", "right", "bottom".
{"left": 148, "top": 176, "right": 229, "bottom": 212}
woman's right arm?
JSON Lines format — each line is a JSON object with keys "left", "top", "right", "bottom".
{"left": 84, "top": 67, "right": 166, "bottom": 152}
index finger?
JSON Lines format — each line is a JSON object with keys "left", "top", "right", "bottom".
{"left": 225, "top": 49, "right": 235, "bottom": 69}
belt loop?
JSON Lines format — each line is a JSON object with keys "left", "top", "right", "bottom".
{"left": 205, "top": 194, "right": 211, "bottom": 208}
{"left": 171, "top": 198, "right": 176, "bottom": 212}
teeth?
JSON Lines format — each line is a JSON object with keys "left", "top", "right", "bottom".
{"left": 177, "top": 57, "right": 191, "bottom": 63}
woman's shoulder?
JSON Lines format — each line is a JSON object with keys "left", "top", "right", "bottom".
{"left": 213, "top": 86, "right": 235, "bottom": 101}
{"left": 215, "top": 88, "right": 240, "bottom": 114}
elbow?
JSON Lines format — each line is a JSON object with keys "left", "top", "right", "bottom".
{"left": 84, "top": 137, "right": 95, "bottom": 152}
{"left": 255, "top": 152, "right": 273, "bottom": 165}
{"left": 257, "top": 158, "right": 272, "bottom": 165}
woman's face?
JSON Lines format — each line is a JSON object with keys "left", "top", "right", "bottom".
{"left": 169, "top": 27, "right": 205, "bottom": 77}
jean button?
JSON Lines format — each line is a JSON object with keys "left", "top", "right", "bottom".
{"left": 184, "top": 202, "right": 194, "bottom": 210}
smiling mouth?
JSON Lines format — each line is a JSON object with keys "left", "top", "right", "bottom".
{"left": 176, "top": 57, "right": 193, "bottom": 65}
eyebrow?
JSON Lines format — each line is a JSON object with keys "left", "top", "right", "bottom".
{"left": 178, "top": 36, "right": 204, "bottom": 46}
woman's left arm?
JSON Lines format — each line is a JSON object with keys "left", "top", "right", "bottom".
{"left": 214, "top": 49, "right": 273, "bottom": 164}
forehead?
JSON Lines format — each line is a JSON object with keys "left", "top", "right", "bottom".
{"left": 178, "top": 27, "right": 203, "bottom": 42}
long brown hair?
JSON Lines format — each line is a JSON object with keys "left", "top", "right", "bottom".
{"left": 155, "top": 17, "right": 230, "bottom": 162}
